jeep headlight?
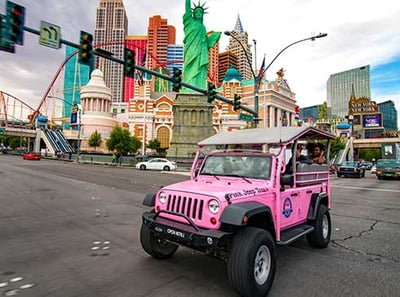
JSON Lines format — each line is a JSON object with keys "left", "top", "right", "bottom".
{"left": 208, "top": 199, "right": 220, "bottom": 214}
{"left": 159, "top": 191, "right": 167, "bottom": 204}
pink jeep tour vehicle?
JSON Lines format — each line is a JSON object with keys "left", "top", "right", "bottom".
{"left": 140, "top": 126, "right": 335, "bottom": 297}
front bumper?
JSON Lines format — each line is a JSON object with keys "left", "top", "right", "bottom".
{"left": 142, "top": 211, "right": 232, "bottom": 252}
{"left": 337, "top": 170, "right": 362, "bottom": 177}
{"left": 377, "top": 171, "right": 400, "bottom": 178}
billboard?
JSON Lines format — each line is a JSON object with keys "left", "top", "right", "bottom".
{"left": 363, "top": 114, "right": 381, "bottom": 127}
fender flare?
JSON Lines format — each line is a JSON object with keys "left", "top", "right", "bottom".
{"left": 143, "top": 193, "right": 156, "bottom": 207}
{"left": 220, "top": 201, "right": 273, "bottom": 226}
{"left": 308, "top": 192, "right": 329, "bottom": 220}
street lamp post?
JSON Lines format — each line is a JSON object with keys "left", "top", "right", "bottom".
{"left": 77, "top": 107, "right": 82, "bottom": 163}
{"left": 224, "top": 31, "right": 328, "bottom": 127}
{"left": 260, "top": 33, "right": 328, "bottom": 79}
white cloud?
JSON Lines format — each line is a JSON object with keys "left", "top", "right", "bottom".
{"left": 1, "top": 0, "right": 399, "bottom": 115}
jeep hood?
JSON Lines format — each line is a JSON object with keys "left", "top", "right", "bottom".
{"left": 160, "top": 177, "right": 272, "bottom": 201}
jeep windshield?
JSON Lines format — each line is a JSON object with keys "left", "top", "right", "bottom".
{"left": 199, "top": 153, "right": 272, "bottom": 180}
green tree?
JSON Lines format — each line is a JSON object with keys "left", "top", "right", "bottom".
{"left": 328, "top": 137, "right": 346, "bottom": 160}
{"left": 7, "top": 136, "right": 26, "bottom": 149}
{"left": 106, "top": 126, "right": 141, "bottom": 155}
{"left": 317, "top": 101, "right": 328, "bottom": 120}
{"left": 358, "top": 148, "right": 381, "bottom": 161}
{"left": 88, "top": 130, "right": 102, "bottom": 151}
{"left": 147, "top": 138, "right": 167, "bottom": 156}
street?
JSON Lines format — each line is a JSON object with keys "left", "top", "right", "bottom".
{"left": 1, "top": 155, "right": 399, "bottom": 297}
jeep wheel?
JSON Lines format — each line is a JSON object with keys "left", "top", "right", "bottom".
{"left": 227, "top": 227, "right": 276, "bottom": 297}
{"left": 306, "top": 204, "right": 331, "bottom": 248}
{"left": 140, "top": 223, "right": 178, "bottom": 259}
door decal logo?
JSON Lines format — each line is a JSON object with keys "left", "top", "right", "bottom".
{"left": 282, "top": 197, "right": 293, "bottom": 218}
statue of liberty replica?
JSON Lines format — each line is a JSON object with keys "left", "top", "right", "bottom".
{"left": 182, "top": 0, "right": 221, "bottom": 91}
{"left": 167, "top": 0, "right": 221, "bottom": 159}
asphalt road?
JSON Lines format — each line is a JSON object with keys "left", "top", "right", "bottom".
{"left": 0, "top": 155, "right": 399, "bottom": 297}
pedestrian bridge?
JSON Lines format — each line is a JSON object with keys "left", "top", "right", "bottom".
{"left": 2, "top": 127, "right": 75, "bottom": 154}
{"left": 353, "top": 137, "right": 400, "bottom": 148}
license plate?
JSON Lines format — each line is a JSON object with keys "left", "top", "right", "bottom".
{"left": 166, "top": 228, "right": 186, "bottom": 239}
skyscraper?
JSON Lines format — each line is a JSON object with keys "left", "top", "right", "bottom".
{"left": 226, "top": 15, "right": 253, "bottom": 81}
{"left": 124, "top": 36, "right": 147, "bottom": 102}
{"left": 146, "top": 15, "right": 176, "bottom": 71}
{"left": 208, "top": 34, "right": 220, "bottom": 86}
{"left": 94, "top": 0, "right": 128, "bottom": 103}
{"left": 218, "top": 51, "right": 238, "bottom": 86}
{"left": 63, "top": 46, "right": 90, "bottom": 129}
{"left": 327, "top": 65, "right": 371, "bottom": 118}
{"left": 166, "top": 44, "right": 184, "bottom": 90}
{"left": 146, "top": 15, "right": 176, "bottom": 92}
{"left": 378, "top": 100, "right": 398, "bottom": 131}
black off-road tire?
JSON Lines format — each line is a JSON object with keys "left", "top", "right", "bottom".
{"left": 140, "top": 223, "right": 178, "bottom": 259}
{"left": 307, "top": 204, "right": 331, "bottom": 248}
{"left": 227, "top": 227, "right": 276, "bottom": 297}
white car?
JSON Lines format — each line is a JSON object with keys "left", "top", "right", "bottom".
{"left": 136, "top": 158, "right": 177, "bottom": 171}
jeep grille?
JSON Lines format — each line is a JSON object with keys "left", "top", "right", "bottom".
{"left": 166, "top": 195, "right": 204, "bottom": 221}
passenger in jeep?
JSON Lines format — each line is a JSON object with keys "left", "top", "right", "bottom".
{"left": 310, "top": 143, "right": 326, "bottom": 164}
{"left": 285, "top": 144, "right": 312, "bottom": 174}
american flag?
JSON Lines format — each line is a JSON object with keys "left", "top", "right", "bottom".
{"left": 256, "top": 55, "right": 266, "bottom": 90}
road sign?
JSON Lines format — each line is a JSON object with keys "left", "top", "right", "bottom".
{"left": 239, "top": 113, "right": 254, "bottom": 122}
{"left": 0, "top": 127, "right": 5, "bottom": 135}
{"left": 39, "top": 21, "right": 61, "bottom": 49}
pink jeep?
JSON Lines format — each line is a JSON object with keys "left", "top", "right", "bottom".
{"left": 140, "top": 126, "right": 335, "bottom": 297}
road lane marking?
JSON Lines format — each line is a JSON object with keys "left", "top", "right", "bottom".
{"left": 332, "top": 185, "right": 400, "bottom": 193}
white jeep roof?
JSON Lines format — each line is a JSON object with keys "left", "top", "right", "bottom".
{"left": 198, "top": 126, "right": 335, "bottom": 146}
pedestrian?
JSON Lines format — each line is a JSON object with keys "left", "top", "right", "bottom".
{"left": 111, "top": 153, "right": 116, "bottom": 164}
{"left": 116, "top": 152, "right": 121, "bottom": 166}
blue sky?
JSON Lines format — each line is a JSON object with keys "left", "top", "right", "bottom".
{"left": 371, "top": 57, "right": 400, "bottom": 99}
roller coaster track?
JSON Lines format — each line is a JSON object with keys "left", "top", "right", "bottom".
{"left": 0, "top": 90, "right": 36, "bottom": 127}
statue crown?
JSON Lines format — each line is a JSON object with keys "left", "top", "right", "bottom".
{"left": 192, "top": 1, "right": 208, "bottom": 13}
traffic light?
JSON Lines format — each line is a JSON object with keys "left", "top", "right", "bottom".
{"left": 207, "top": 82, "right": 217, "bottom": 103}
{"left": 124, "top": 48, "right": 135, "bottom": 77}
{"left": 79, "top": 31, "right": 93, "bottom": 66}
{"left": 172, "top": 67, "right": 182, "bottom": 92}
{"left": 6, "top": 1, "right": 25, "bottom": 45}
{"left": 294, "top": 105, "right": 300, "bottom": 126}
{"left": 233, "top": 94, "right": 241, "bottom": 111}
{"left": 0, "top": 14, "right": 15, "bottom": 53}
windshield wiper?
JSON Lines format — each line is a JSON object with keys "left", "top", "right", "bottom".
{"left": 201, "top": 172, "right": 221, "bottom": 180}
{"left": 224, "top": 174, "right": 252, "bottom": 184}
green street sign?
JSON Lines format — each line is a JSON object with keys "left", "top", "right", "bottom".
{"left": 0, "top": 127, "right": 5, "bottom": 135}
{"left": 239, "top": 113, "right": 254, "bottom": 122}
{"left": 39, "top": 21, "right": 61, "bottom": 49}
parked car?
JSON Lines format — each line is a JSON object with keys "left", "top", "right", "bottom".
{"left": 136, "top": 158, "right": 177, "bottom": 171}
{"left": 360, "top": 161, "right": 373, "bottom": 170}
{"left": 337, "top": 161, "right": 365, "bottom": 178}
{"left": 23, "top": 152, "right": 41, "bottom": 160}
